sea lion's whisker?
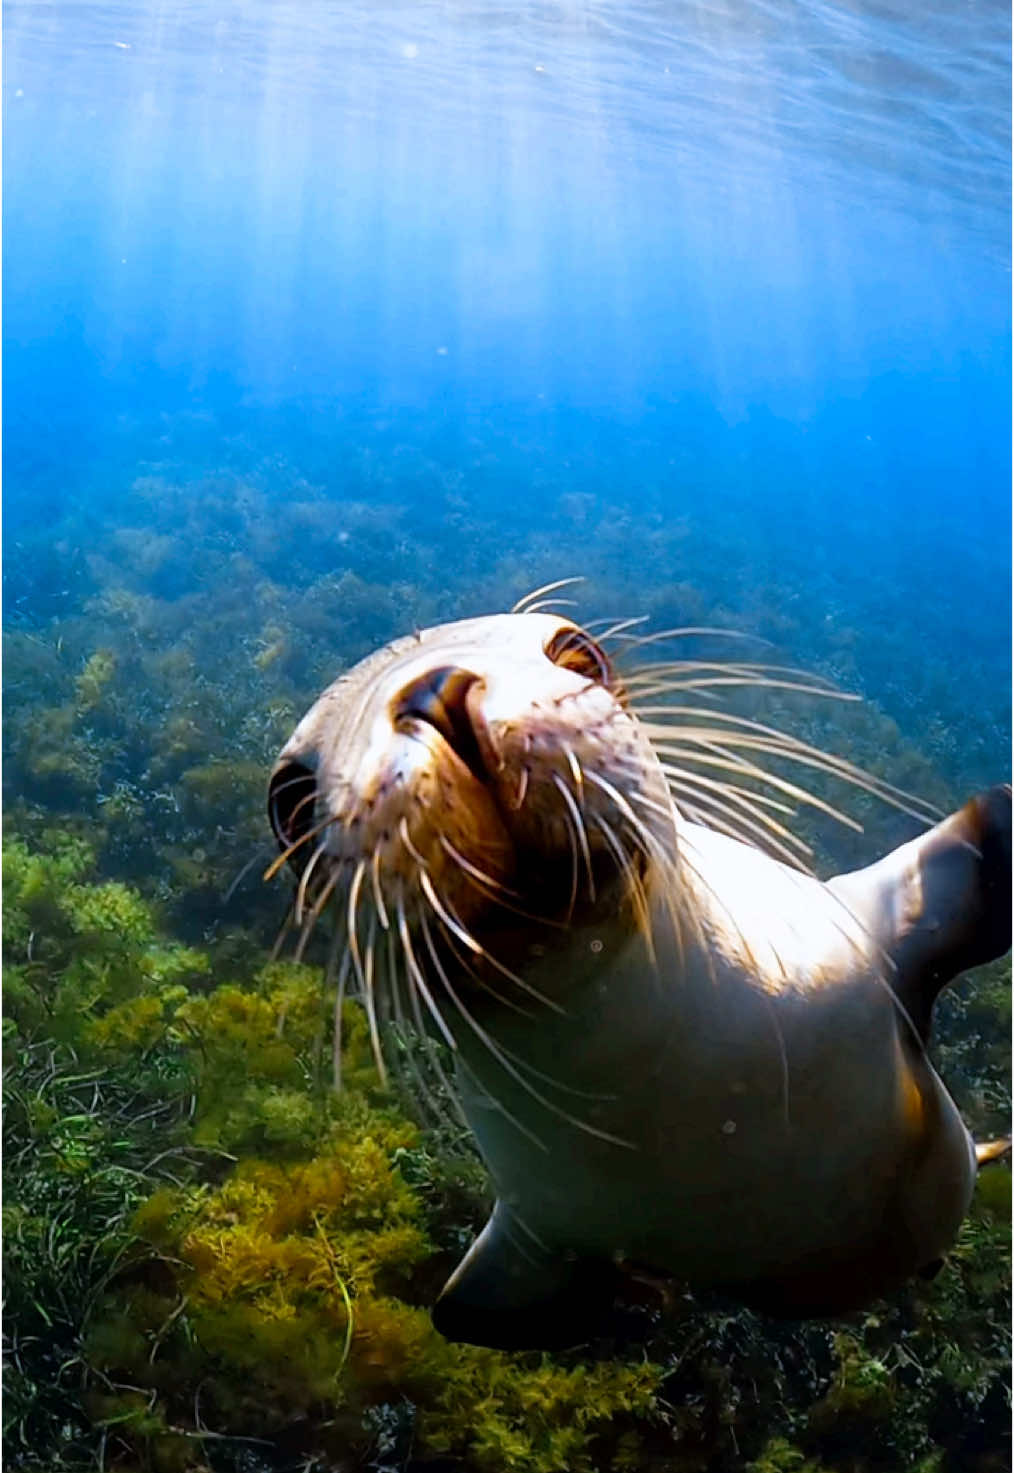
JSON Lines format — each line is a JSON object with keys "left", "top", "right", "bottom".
{"left": 635, "top": 702, "right": 842, "bottom": 737}
{"left": 553, "top": 773, "right": 596, "bottom": 904}
{"left": 582, "top": 765, "right": 687, "bottom": 950}
{"left": 418, "top": 914, "right": 549, "bottom": 1150}
{"left": 502, "top": 1206, "right": 551, "bottom": 1254}
{"left": 625, "top": 657, "right": 844, "bottom": 689}
{"left": 673, "top": 795, "right": 812, "bottom": 872}
{"left": 436, "top": 922, "right": 538, "bottom": 1018}
{"left": 269, "top": 904, "right": 295, "bottom": 962}
{"left": 557, "top": 801, "right": 581, "bottom": 925}
{"left": 371, "top": 848, "right": 391, "bottom": 930}
{"left": 628, "top": 673, "right": 855, "bottom": 702}
{"left": 419, "top": 911, "right": 633, "bottom": 1150}
{"left": 418, "top": 869, "right": 566, "bottom": 1014}
{"left": 293, "top": 866, "right": 341, "bottom": 963}
{"left": 266, "top": 774, "right": 322, "bottom": 838}
{"left": 387, "top": 933, "right": 456, "bottom": 1129}
{"left": 416, "top": 911, "right": 604, "bottom": 1100}
{"left": 657, "top": 764, "right": 814, "bottom": 864}
{"left": 328, "top": 941, "right": 351, "bottom": 1092}
{"left": 496, "top": 1214, "right": 543, "bottom": 1269}
{"left": 269, "top": 779, "right": 322, "bottom": 824}
{"left": 599, "top": 796, "right": 694, "bottom": 970}
{"left": 638, "top": 816, "right": 708, "bottom": 971}
{"left": 512, "top": 764, "right": 530, "bottom": 810}
{"left": 437, "top": 837, "right": 560, "bottom": 930}
{"left": 346, "top": 860, "right": 387, "bottom": 1084}
{"left": 396, "top": 892, "right": 458, "bottom": 1052}
{"left": 626, "top": 788, "right": 678, "bottom": 824}
{"left": 398, "top": 816, "right": 427, "bottom": 869}
{"left": 295, "top": 841, "right": 329, "bottom": 924}
{"left": 587, "top": 614, "right": 650, "bottom": 642}
{"left": 652, "top": 759, "right": 799, "bottom": 819}
{"left": 621, "top": 788, "right": 712, "bottom": 958}
{"left": 762, "top": 991, "right": 792, "bottom": 1128}
{"left": 510, "top": 577, "right": 585, "bottom": 614}
{"left": 637, "top": 704, "right": 941, "bottom": 821}
{"left": 713, "top": 736, "right": 936, "bottom": 821}
{"left": 583, "top": 767, "right": 664, "bottom": 840}
{"left": 224, "top": 848, "right": 273, "bottom": 904}
{"left": 593, "top": 813, "right": 656, "bottom": 961}
{"left": 396, "top": 896, "right": 468, "bottom": 1130}
{"left": 612, "top": 626, "right": 763, "bottom": 652}
{"left": 682, "top": 827, "right": 766, "bottom": 975}
{"left": 664, "top": 786, "right": 801, "bottom": 864}
{"left": 666, "top": 729, "right": 925, "bottom": 820}
{"left": 522, "top": 598, "right": 581, "bottom": 615}
{"left": 438, "top": 836, "right": 519, "bottom": 898}
{"left": 563, "top": 744, "right": 585, "bottom": 803}
{"left": 667, "top": 838, "right": 733, "bottom": 989}
{"left": 263, "top": 813, "right": 332, "bottom": 881}
{"left": 644, "top": 735, "right": 866, "bottom": 832}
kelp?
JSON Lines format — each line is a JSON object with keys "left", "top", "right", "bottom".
{"left": 3, "top": 433, "right": 1009, "bottom": 1470}
{"left": 3, "top": 840, "right": 668, "bottom": 1472}
{"left": 3, "top": 832, "right": 1009, "bottom": 1472}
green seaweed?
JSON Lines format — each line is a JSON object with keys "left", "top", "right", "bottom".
{"left": 3, "top": 435, "right": 1009, "bottom": 1471}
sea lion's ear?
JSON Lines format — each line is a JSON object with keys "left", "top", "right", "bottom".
{"left": 432, "top": 1201, "right": 620, "bottom": 1350}
{"left": 871, "top": 785, "right": 1011, "bottom": 1041}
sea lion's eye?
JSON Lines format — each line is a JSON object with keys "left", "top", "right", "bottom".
{"left": 544, "top": 628, "right": 613, "bottom": 687}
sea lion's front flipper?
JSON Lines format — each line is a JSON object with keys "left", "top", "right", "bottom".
{"left": 432, "top": 1201, "right": 619, "bottom": 1350}
{"left": 832, "top": 785, "right": 1011, "bottom": 1040}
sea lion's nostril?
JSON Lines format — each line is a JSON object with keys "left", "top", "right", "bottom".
{"left": 392, "top": 666, "right": 486, "bottom": 782}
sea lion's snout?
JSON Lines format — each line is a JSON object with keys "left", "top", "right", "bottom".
{"left": 267, "top": 612, "right": 669, "bottom": 952}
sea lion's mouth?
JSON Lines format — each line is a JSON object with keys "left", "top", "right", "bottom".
{"left": 390, "top": 666, "right": 488, "bottom": 787}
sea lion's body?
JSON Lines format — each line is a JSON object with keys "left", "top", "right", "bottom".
{"left": 270, "top": 610, "right": 1011, "bottom": 1349}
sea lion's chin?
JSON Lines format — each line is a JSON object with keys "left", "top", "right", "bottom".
{"left": 337, "top": 719, "right": 639, "bottom": 933}
{"left": 341, "top": 732, "right": 518, "bottom": 931}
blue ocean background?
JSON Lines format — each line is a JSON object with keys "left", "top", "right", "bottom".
{"left": 5, "top": 0, "right": 1011, "bottom": 795}
{"left": 2, "top": 4, "right": 1011, "bottom": 1470}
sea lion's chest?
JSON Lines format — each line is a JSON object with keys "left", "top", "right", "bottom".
{"left": 455, "top": 866, "right": 920, "bottom": 1276}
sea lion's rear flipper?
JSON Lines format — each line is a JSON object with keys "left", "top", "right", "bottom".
{"left": 432, "top": 1201, "right": 619, "bottom": 1350}
{"left": 833, "top": 785, "right": 1011, "bottom": 1041}
{"left": 975, "top": 1138, "right": 1012, "bottom": 1168}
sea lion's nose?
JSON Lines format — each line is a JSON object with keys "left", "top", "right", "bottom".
{"left": 392, "top": 667, "right": 486, "bottom": 782}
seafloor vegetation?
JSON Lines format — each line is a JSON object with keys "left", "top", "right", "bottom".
{"left": 4, "top": 423, "right": 1010, "bottom": 1471}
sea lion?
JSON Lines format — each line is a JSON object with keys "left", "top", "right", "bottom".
{"left": 268, "top": 598, "right": 1011, "bottom": 1351}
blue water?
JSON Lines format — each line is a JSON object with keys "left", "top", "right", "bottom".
{"left": 4, "top": 0, "right": 1010, "bottom": 786}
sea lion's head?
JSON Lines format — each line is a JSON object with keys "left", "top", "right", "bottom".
{"left": 269, "top": 613, "right": 672, "bottom": 983}
{"left": 268, "top": 601, "right": 942, "bottom": 1087}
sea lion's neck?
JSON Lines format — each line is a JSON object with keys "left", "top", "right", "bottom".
{"left": 446, "top": 821, "right": 882, "bottom": 1118}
